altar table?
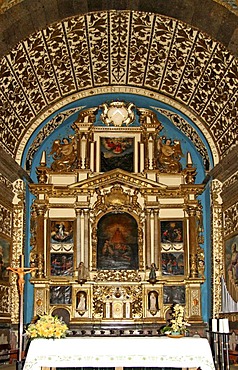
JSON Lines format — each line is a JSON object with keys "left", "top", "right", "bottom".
{"left": 23, "top": 336, "right": 215, "bottom": 370}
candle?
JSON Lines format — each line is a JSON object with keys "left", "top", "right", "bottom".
{"left": 40, "top": 151, "right": 46, "bottom": 166}
{"left": 187, "top": 152, "right": 193, "bottom": 166}
{"left": 212, "top": 318, "right": 217, "bottom": 332}
{"left": 222, "top": 318, "right": 229, "bottom": 333}
{"left": 219, "top": 319, "right": 224, "bottom": 333}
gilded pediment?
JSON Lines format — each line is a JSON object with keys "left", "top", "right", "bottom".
{"left": 68, "top": 168, "right": 167, "bottom": 190}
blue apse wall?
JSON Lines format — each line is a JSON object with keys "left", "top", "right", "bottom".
{"left": 22, "top": 93, "right": 214, "bottom": 325}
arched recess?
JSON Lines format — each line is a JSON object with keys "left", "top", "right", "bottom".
{"left": 0, "top": 7, "right": 236, "bottom": 327}
{"left": 20, "top": 92, "right": 214, "bottom": 324}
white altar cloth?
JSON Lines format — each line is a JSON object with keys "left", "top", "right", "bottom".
{"left": 23, "top": 336, "right": 215, "bottom": 370}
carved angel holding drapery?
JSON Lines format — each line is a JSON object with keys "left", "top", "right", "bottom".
{"left": 50, "top": 136, "right": 77, "bottom": 172}
{"left": 157, "top": 136, "right": 182, "bottom": 173}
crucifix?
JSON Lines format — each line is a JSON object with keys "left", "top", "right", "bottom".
{"left": 7, "top": 255, "right": 37, "bottom": 369}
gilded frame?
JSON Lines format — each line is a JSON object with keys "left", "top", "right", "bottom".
{"left": 48, "top": 219, "right": 75, "bottom": 277}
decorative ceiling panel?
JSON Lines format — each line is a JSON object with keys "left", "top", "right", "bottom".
{"left": 110, "top": 11, "right": 131, "bottom": 84}
{"left": 0, "top": 10, "right": 237, "bottom": 160}
{"left": 128, "top": 11, "right": 154, "bottom": 86}
{"left": 23, "top": 32, "right": 61, "bottom": 104}
{"left": 64, "top": 16, "right": 92, "bottom": 89}
{"left": 87, "top": 12, "right": 110, "bottom": 86}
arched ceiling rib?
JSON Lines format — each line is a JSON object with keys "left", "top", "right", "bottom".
{"left": 0, "top": 10, "right": 237, "bottom": 165}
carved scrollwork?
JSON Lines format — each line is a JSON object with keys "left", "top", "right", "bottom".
{"left": 93, "top": 270, "right": 141, "bottom": 282}
{"left": 92, "top": 284, "right": 143, "bottom": 319}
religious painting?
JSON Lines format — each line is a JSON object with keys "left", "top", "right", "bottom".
{"left": 50, "top": 220, "right": 74, "bottom": 277}
{"left": 97, "top": 212, "right": 138, "bottom": 270}
{"left": 50, "top": 220, "right": 74, "bottom": 244}
{"left": 161, "top": 251, "right": 184, "bottom": 276}
{"left": 0, "top": 236, "right": 10, "bottom": 281}
{"left": 163, "top": 286, "right": 185, "bottom": 304}
{"left": 161, "top": 220, "right": 184, "bottom": 276}
{"left": 50, "top": 253, "right": 73, "bottom": 276}
{"left": 50, "top": 286, "right": 72, "bottom": 305}
{"left": 161, "top": 220, "right": 183, "bottom": 243}
{"left": 100, "top": 137, "right": 134, "bottom": 172}
{"left": 225, "top": 234, "right": 238, "bottom": 301}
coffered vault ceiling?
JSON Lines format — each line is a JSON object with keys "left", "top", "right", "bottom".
{"left": 0, "top": 10, "right": 237, "bottom": 167}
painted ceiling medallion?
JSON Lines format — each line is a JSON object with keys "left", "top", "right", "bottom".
{"left": 100, "top": 102, "right": 135, "bottom": 126}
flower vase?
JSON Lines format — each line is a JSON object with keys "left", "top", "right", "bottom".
{"left": 167, "top": 332, "right": 184, "bottom": 338}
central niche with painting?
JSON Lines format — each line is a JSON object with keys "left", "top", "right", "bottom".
{"left": 97, "top": 212, "right": 138, "bottom": 270}
{"left": 100, "top": 137, "right": 134, "bottom": 172}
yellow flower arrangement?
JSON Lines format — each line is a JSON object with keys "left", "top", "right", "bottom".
{"left": 170, "top": 304, "right": 189, "bottom": 333}
{"left": 160, "top": 304, "right": 190, "bottom": 335}
{"left": 26, "top": 314, "right": 68, "bottom": 339}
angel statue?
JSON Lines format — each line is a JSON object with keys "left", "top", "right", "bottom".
{"left": 157, "top": 136, "right": 182, "bottom": 173}
{"left": 50, "top": 136, "right": 77, "bottom": 172}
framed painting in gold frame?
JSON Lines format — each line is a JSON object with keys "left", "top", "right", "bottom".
{"left": 49, "top": 220, "right": 74, "bottom": 277}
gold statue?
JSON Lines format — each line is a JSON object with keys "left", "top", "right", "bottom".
{"left": 50, "top": 136, "right": 77, "bottom": 172}
{"left": 157, "top": 136, "right": 182, "bottom": 173}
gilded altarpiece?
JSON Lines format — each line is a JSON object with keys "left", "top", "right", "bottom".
{"left": 29, "top": 102, "right": 205, "bottom": 330}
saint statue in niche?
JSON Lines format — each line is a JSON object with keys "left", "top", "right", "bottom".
{"left": 148, "top": 291, "right": 159, "bottom": 315}
{"left": 76, "top": 291, "right": 87, "bottom": 316}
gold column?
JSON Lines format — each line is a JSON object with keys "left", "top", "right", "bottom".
{"left": 211, "top": 179, "right": 223, "bottom": 317}
{"left": 75, "top": 208, "right": 81, "bottom": 265}
{"left": 154, "top": 209, "right": 159, "bottom": 267}
{"left": 84, "top": 209, "right": 89, "bottom": 267}
{"left": 35, "top": 204, "right": 46, "bottom": 278}
{"left": 187, "top": 206, "right": 198, "bottom": 278}
{"left": 145, "top": 209, "right": 151, "bottom": 267}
